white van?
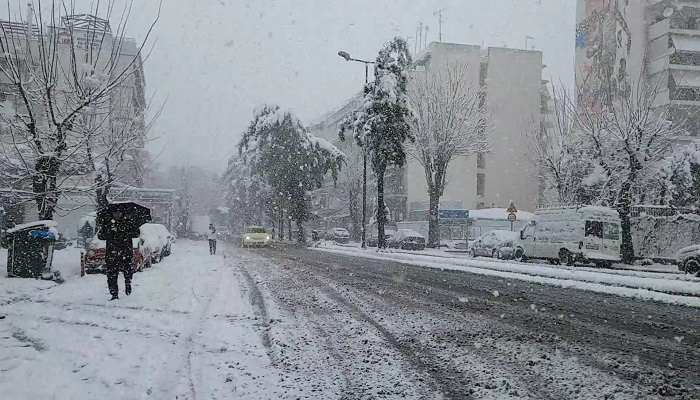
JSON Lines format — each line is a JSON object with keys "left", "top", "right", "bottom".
{"left": 514, "top": 206, "right": 621, "bottom": 267}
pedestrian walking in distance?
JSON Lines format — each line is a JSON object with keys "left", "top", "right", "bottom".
{"left": 208, "top": 224, "right": 217, "bottom": 255}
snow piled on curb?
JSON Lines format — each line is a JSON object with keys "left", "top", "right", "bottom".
{"left": 313, "top": 247, "right": 700, "bottom": 308}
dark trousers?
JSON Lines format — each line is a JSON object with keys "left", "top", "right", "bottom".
{"left": 209, "top": 239, "right": 217, "bottom": 255}
{"left": 107, "top": 266, "right": 133, "bottom": 297}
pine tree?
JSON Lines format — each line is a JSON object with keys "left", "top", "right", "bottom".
{"left": 339, "top": 37, "right": 413, "bottom": 248}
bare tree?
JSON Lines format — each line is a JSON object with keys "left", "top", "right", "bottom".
{"left": 0, "top": 1, "right": 159, "bottom": 220}
{"left": 407, "top": 64, "right": 488, "bottom": 247}
{"left": 531, "top": 83, "right": 591, "bottom": 206}
{"left": 86, "top": 92, "right": 162, "bottom": 210}
{"left": 575, "top": 74, "right": 683, "bottom": 264}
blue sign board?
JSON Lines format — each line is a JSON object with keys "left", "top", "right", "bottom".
{"left": 439, "top": 209, "right": 469, "bottom": 220}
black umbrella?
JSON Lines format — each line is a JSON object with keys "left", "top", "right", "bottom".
{"left": 97, "top": 202, "right": 152, "bottom": 240}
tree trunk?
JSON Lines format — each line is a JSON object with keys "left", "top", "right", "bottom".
{"left": 377, "top": 167, "right": 387, "bottom": 249}
{"left": 95, "top": 174, "right": 110, "bottom": 212}
{"left": 428, "top": 188, "right": 440, "bottom": 248}
{"left": 33, "top": 155, "right": 60, "bottom": 220}
{"left": 617, "top": 180, "right": 635, "bottom": 264}
{"left": 348, "top": 184, "right": 362, "bottom": 241}
{"left": 278, "top": 210, "right": 284, "bottom": 240}
{"left": 619, "top": 208, "right": 634, "bottom": 264}
{"left": 287, "top": 218, "right": 292, "bottom": 241}
{"left": 296, "top": 220, "right": 305, "bottom": 243}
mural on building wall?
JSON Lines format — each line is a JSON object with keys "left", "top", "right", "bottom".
{"left": 576, "top": 0, "right": 632, "bottom": 110}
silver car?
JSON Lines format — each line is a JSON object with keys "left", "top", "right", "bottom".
{"left": 470, "top": 230, "right": 519, "bottom": 259}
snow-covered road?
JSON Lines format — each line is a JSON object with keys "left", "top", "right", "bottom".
{"left": 2, "top": 240, "right": 698, "bottom": 399}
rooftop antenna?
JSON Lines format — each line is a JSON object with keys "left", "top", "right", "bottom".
{"left": 433, "top": 8, "right": 445, "bottom": 42}
{"left": 525, "top": 35, "right": 535, "bottom": 49}
{"left": 424, "top": 25, "right": 429, "bottom": 49}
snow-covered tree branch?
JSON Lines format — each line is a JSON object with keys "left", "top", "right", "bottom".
{"left": 531, "top": 83, "right": 592, "bottom": 206}
{"left": 407, "top": 63, "right": 489, "bottom": 247}
{"left": 236, "top": 104, "right": 344, "bottom": 242}
{"left": 0, "top": 0, "right": 160, "bottom": 220}
{"left": 575, "top": 73, "right": 685, "bottom": 263}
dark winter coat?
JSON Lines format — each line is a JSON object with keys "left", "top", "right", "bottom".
{"left": 106, "top": 238, "right": 133, "bottom": 272}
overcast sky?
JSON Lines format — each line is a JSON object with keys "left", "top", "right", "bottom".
{"left": 7, "top": 0, "right": 576, "bottom": 174}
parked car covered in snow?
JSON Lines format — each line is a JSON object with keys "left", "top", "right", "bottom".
{"left": 139, "top": 223, "right": 173, "bottom": 263}
{"left": 326, "top": 227, "right": 350, "bottom": 244}
{"left": 470, "top": 230, "right": 519, "bottom": 259}
{"left": 241, "top": 226, "right": 272, "bottom": 247}
{"left": 81, "top": 237, "right": 107, "bottom": 274}
{"left": 81, "top": 237, "right": 151, "bottom": 274}
{"left": 368, "top": 229, "right": 396, "bottom": 247}
{"left": 388, "top": 229, "right": 426, "bottom": 250}
{"left": 515, "top": 206, "right": 621, "bottom": 267}
{"left": 677, "top": 245, "right": 700, "bottom": 276}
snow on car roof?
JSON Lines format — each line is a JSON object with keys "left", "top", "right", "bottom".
{"left": 397, "top": 229, "right": 423, "bottom": 237}
{"left": 6, "top": 220, "right": 58, "bottom": 233}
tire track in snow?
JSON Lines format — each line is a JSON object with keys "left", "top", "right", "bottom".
{"left": 236, "top": 262, "right": 272, "bottom": 351}
{"left": 151, "top": 264, "right": 224, "bottom": 400}
{"left": 243, "top": 250, "right": 448, "bottom": 399}
{"left": 279, "top": 247, "right": 700, "bottom": 399}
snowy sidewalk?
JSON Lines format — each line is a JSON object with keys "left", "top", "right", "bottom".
{"left": 314, "top": 245, "right": 700, "bottom": 308}
{"left": 0, "top": 240, "right": 284, "bottom": 399}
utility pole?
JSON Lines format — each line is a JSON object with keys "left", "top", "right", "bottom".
{"left": 417, "top": 22, "right": 423, "bottom": 52}
{"left": 337, "top": 50, "right": 374, "bottom": 249}
{"left": 433, "top": 8, "right": 445, "bottom": 42}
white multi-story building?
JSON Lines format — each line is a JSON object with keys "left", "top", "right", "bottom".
{"left": 407, "top": 42, "right": 543, "bottom": 214}
{"left": 310, "top": 41, "right": 545, "bottom": 231}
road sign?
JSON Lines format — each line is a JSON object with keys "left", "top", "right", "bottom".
{"left": 507, "top": 212, "right": 517, "bottom": 222}
{"left": 506, "top": 201, "right": 518, "bottom": 214}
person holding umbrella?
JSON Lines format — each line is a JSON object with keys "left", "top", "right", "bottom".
{"left": 97, "top": 202, "right": 151, "bottom": 301}
{"left": 105, "top": 209, "right": 133, "bottom": 300}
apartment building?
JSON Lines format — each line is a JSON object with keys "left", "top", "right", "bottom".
{"left": 309, "top": 41, "right": 544, "bottom": 231}
{"left": 408, "top": 42, "right": 543, "bottom": 214}
{"left": 576, "top": 0, "right": 700, "bottom": 143}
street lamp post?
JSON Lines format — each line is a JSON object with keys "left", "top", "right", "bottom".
{"left": 338, "top": 50, "right": 374, "bottom": 249}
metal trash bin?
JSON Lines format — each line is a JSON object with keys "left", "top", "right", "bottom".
{"left": 4, "top": 221, "right": 57, "bottom": 279}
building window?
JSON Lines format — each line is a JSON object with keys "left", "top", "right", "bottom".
{"left": 477, "top": 153, "right": 486, "bottom": 169}
{"left": 477, "top": 173, "right": 486, "bottom": 196}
